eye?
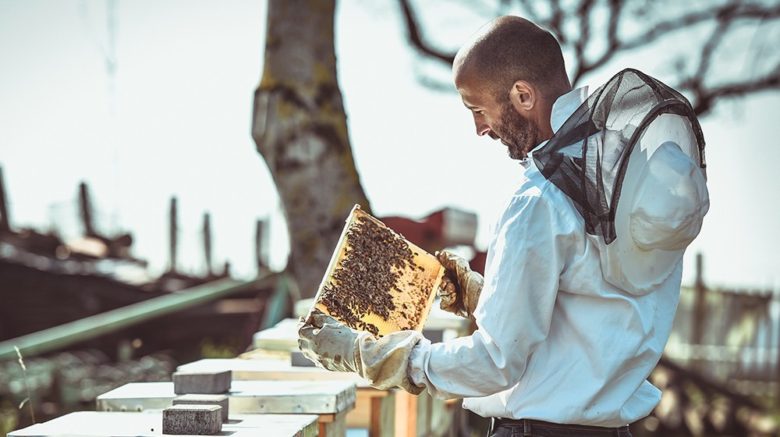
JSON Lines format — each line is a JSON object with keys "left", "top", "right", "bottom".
{"left": 473, "top": 109, "right": 485, "bottom": 116}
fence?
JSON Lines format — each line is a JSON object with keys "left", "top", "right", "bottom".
{"left": 664, "top": 255, "right": 779, "bottom": 400}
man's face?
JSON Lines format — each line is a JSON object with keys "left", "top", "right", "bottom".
{"left": 495, "top": 99, "right": 541, "bottom": 160}
{"left": 457, "top": 79, "right": 542, "bottom": 160}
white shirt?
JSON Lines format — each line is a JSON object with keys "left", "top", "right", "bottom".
{"left": 408, "top": 87, "right": 682, "bottom": 427}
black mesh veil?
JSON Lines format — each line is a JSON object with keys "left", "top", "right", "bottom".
{"left": 532, "top": 69, "right": 706, "bottom": 244}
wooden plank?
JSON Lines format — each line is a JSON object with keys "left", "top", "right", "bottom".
{"left": 345, "top": 387, "right": 394, "bottom": 431}
{"left": 97, "top": 380, "right": 356, "bottom": 415}
{"left": 179, "top": 357, "right": 370, "bottom": 387}
{"left": 97, "top": 382, "right": 173, "bottom": 411}
{"left": 253, "top": 318, "right": 300, "bottom": 351}
{"left": 416, "top": 391, "right": 431, "bottom": 436}
{"left": 346, "top": 391, "right": 372, "bottom": 428}
{"left": 394, "top": 391, "right": 418, "bottom": 437}
{"left": 370, "top": 393, "right": 396, "bottom": 437}
{"left": 8, "top": 412, "right": 318, "bottom": 436}
{"left": 319, "top": 410, "right": 348, "bottom": 437}
{"left": 429, "top": 395, "right": 454, "bottom": 436}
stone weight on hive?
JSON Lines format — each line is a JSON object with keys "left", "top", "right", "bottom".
{"left": 310, "top": 204, "right": 445, "bottom": 337}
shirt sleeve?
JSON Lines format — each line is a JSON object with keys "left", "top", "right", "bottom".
{"left": 408, "top": 189, "right": 572, "bottom": 399}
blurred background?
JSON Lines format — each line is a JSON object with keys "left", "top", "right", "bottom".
{"left": 0, "top": 0, "right": 778, "bottom": 435}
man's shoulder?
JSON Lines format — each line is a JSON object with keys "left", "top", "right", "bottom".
{"left": 506, "top": 164, "right": 583, "bottom": 228}
{"left": 516, "top": 163, "right": 579, "bottom": 209}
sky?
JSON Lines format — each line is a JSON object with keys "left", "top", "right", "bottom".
{"left": 0, "top": 0, "right": 778, "bottom": 290}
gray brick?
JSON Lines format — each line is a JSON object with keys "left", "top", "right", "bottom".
{"left": 174, "top": 394, "right": 229, "bottom": 422}
{"left": 163, "top": 404, "right": 222, "bottom": 435}
{"left": 173, "top": 370, "right": 231, "bottom": 394}
{"left": 290, "top": 350, "right": 316, "bottom": 367}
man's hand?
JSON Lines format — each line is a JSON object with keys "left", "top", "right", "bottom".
{"left": 436, "top": 250, "right": 484, "bottom": 319}
{"left": 297, "top": 309, "right": 364, "bottom": 373}
{"left": 297, "top": 309, "right": 424, "bottom": 394}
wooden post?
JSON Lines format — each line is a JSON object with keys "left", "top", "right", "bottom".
{"left": 775, "top": 289, "right": 780, "bottom": 404}
{"left": 222, "top": 260, "right": 231, "bottom": 278}
{"left": 0, "top": 166, "right": 10, "bottom": 232}
{"left": 692, "top": 253, "right": 706, "bottom": 344}
{"left": 169, "top": 197, "right": 178, "bottom": 273}
{"left": 79, "top": 181, "right": 97, "bottom": 237}
{"left": 203, "top": 212, "right": 213, "bottom": 277}
{"left": 751, "top": 295, "right": 765, "bottom": 382}
{"left": 255, "top": 219, "right": 268, "bottom": 272}
{"left": 692, "top": 253, "right": 707, "bottom": 371}
{"left": 762, "top": 307, "right": 772, "bottom": 382}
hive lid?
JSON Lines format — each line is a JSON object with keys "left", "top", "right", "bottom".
{"left": 310, "top": 205, "right": 444, "bottom": 337}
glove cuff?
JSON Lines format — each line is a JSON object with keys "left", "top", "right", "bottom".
{"left": 463, "top": 272, "right": 484, "bottom": 317}
{"left": 357, "top": 330, "right": 425, "bottom": 393}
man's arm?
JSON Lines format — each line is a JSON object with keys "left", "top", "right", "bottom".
{"left": 409, "top": 191, "right": 572, "bottom": 398}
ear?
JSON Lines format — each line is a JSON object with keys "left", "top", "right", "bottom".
{"left": 509, "top": 80, "right": 536, "bottom": 113}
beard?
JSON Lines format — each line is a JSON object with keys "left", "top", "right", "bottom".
{"left": 494, "top": 101, "right": 543, "bottom": 160}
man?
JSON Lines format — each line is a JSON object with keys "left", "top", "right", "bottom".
{"left": 299, "top": 16, "right": 709, "bottom": 436}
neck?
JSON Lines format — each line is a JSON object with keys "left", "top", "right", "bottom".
{"left": 536, "top": 104, "right": 555, "bottom": 141}
{"left": 538, "top": 86, "right": 572, "bottom": 140}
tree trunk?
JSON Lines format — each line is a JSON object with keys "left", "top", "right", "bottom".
{"left": 252, "top": 0, "right": 371, "bottom": 298}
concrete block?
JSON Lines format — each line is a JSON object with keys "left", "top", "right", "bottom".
{"left": 163, "top": 404, "right": 222, "bottom": 435}
{"left": 290, "top": 350, "right": 316, "bottom": 367}
{"left": 174, "top": 394, "right": 229, "bottom": 421}
{"left": 173, "top": 370, "right": 231, "bottom": 394}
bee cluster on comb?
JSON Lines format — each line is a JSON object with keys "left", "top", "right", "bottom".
{"left": 312, "top": 205, "right": 444, "bottom": 337}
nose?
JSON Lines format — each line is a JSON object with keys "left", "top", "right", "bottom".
{"left": 473, "top": 115, "right": 492, "bottom": 137}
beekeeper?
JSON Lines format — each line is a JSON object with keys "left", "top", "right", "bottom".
{"left": 299, "top": 15, "right": 709, "bottom": 436}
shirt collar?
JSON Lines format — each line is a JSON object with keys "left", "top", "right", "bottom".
{"left": 550, "top": 86, "right": 589, "bottom": 134}
{"left": 521, "top": 86, "right": 589, "bottom": 167}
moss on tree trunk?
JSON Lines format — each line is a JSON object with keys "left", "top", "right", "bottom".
{"left": 252, "top": 0, "right": 371, "bottom": 298}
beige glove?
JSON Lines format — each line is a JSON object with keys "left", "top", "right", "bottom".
{"left": 298, "top": 309, "right": 424, "bottom": 394}
{"left": 436, "top": 250, "right": 483, "bottom": 319}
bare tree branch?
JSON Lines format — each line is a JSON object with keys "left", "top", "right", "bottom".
{"left": 569, "top": 0, "right": 622, "bottom": 85}
{"left": 399, "top": 0, "right": 455, "bottom": 64}
{"left": 398, "top": 0, "right": 780, "bottom": 116}
{"left": 685, "top": 63, "right": 780, "bottom": 115}
{"left": 569, "top": 0, "right": 596, "bottom": 85}
{"left": 590, "top": 2, "right": 780, "bottom": 73}
{"left": 547, "top": 0, "right": 566, "bottom": 45}
{"left": 680, "top": 13, "right": 732, "bottom": 94}
{"left": 605, "top": 0, "right": 622, "bottom": 52}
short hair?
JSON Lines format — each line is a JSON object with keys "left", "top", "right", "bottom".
{"left": 455, "top": 16, "right": 569, "bottom": 101}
